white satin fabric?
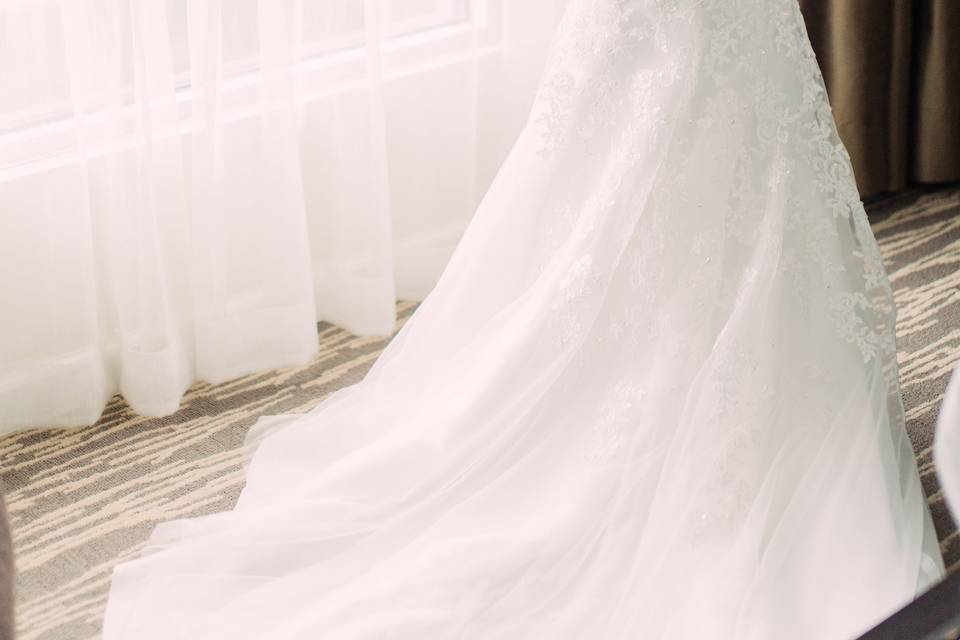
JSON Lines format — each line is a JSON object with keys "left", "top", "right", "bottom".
{"left": 104, "top": 1, "right": 943, "bottom": 638}
{"left": 936, "top": 367, "right": 960, "bottom": 523}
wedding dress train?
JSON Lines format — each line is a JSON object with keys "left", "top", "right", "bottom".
{"left": 103, "top": 1, "right": 944, "bottom": 638}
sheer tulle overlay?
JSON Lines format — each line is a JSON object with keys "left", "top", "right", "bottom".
{"left": 103, "top": 1, "right": 943, "bottom": 638}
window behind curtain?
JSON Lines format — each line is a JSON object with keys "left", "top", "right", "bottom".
{"left": 0, "top": 0, "right": 472, "bottom": 136}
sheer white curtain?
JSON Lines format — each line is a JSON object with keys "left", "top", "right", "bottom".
{"left": 0, "top": 0, "right": 564, "bottom": 432}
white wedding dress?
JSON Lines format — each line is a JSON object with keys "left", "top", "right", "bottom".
{"left": 103, "top": 1, "right": 944, "bottom": 638}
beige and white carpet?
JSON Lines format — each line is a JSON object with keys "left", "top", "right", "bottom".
{"left": 3, "top": 187, "right": 959, "bottom": 639}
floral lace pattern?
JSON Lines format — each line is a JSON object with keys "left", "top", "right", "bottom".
{"left": 524, "top": 0, "right": 906, "bottom": 535}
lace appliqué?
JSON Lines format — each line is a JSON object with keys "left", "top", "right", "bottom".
{"left": 586, "top": 381, "right": 645, "bottom": 465}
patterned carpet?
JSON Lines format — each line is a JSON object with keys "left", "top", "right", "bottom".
{"left": 869, "top": 186, "right": 960, "bottom": 576}
{"left": 2, "top": 187, "right": 959, "bottom": 639}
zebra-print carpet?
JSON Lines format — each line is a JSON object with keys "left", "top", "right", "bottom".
{"left": 2, "top": 187, "right": 959, "bottom": 639}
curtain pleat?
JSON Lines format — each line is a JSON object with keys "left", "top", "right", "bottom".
{"left": 0, "top": 0, "right": 565, "bottom": 431}
{"left": 914, "top": 0, "right": 960, "bottom": 183}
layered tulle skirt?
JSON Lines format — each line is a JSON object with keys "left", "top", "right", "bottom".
{"left": 104, "top": 1, "right": 943, "bottom": 638}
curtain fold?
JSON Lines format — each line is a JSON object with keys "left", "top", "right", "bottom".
{"left": 913, "top": 0, "right": 960, "bottom": 184}
{"left": 799, "top": 0, "right": 960, "bottom": 197}
{"left": 0, "top": 0, "right": 565, "bottom": 431}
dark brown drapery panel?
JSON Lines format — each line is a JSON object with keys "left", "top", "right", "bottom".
{"left": 799, "top": 0, "right": 960, "bottom": 198}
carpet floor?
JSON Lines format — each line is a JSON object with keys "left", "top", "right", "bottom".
{"left": 2, "top": 187, "right": 959, "bottom": 639}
